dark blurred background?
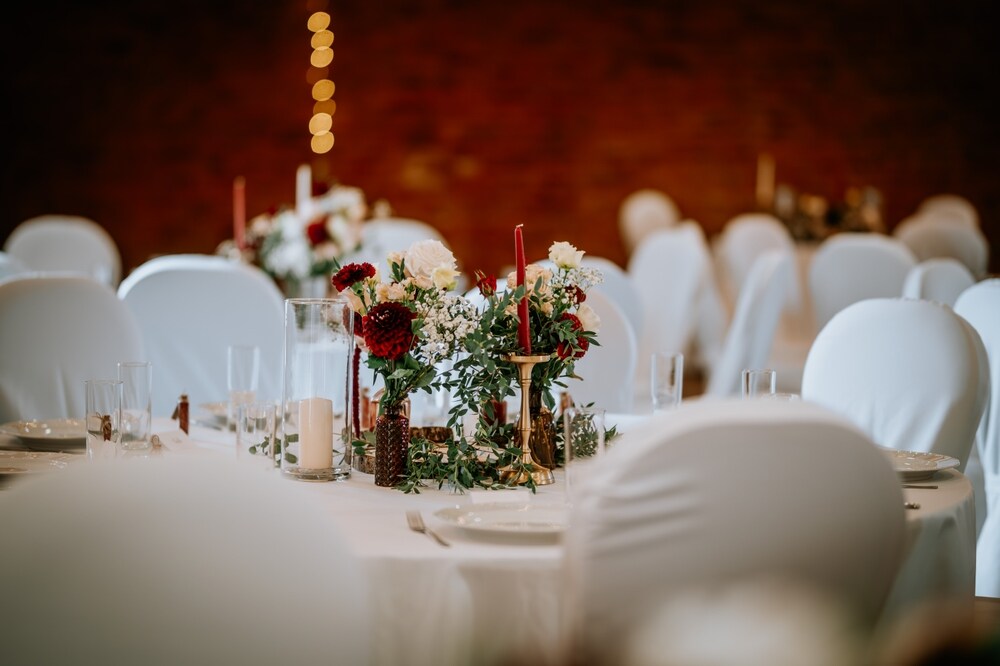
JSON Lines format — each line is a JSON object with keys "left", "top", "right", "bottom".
{"left": 2, "top": 0, "right": 997, "bottom": 277}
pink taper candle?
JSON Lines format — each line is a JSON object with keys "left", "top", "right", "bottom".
{"left": 233, "top": 176, "right": 246, "bottom": 249}
{"left": 515, "top": 224, "right": 531, "bottom": 354}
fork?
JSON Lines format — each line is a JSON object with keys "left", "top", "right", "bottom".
{"left": 406, "top": 510, "right": 450, "bottom": 547}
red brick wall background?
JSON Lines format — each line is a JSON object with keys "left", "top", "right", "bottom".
{"left": 2, "top": 0, "right": 997, "bottom": 278}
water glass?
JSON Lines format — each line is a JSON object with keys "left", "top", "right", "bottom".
{"left": 563, "top": 406, "right": 606, "bottom": 499}
{"left": 235, "top": 401, "right": 278, "bottom": 469}
{"left": 651, "top": 352, "right": 684, "bottom": 411}
{"left": 228, "top": 344, "right": 261, "bottom": 430}
{"left": 741, "top": 368, "right": 777, "bottom": 398}
{"left": 118, "top": 361, "right": 152, "bottom": 450}
{"left": 86, "top": 379, "right": 122, "bottom": 460}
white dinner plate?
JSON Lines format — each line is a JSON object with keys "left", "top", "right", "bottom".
{"left": 0, "top": 451, "right": 76, "bottom": 480}
{"left": 882, "top": 449, "right": 960, "bottom": 482}
{"left": 0, "top": 419, "right": 87, "bottom": 452}
{"left": 434, "top": 502, "right": 570, "bottom": 536}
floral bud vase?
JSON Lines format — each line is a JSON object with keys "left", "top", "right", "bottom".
{"left": 515, "top": 385, "right": 556, "bottom": 469}
{"left": 375, "top": 401, "right": 409, "bottom": 487}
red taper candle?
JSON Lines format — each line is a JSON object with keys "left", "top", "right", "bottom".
{"left": 233, "top": 176, "right": 246, "bottom": 249}
{"left": 515, "top": 224, "right": 531, "bottom": 354}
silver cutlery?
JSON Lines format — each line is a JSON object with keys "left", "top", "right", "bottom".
{"left": 406, "top": 510, "right": 450, "bottom": 547}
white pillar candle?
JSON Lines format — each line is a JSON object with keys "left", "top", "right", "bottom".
{"left": 298, "top": 397, "right": 333, "bottom": 469}
{"left": 296, "top": 163, "right": 312, "bottom": 218}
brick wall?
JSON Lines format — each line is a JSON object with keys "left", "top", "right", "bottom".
{"left": 2, "top": 0, "right": 996, "bottom": 277}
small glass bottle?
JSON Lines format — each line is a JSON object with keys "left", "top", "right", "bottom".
{"left": 171, "top": 393, "right": 189, "bottom": 434}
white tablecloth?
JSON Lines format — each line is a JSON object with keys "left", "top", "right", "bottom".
{"left": 0, "top": 415, "right": 977, "bottom": 665}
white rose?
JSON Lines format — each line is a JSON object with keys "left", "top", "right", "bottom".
{"left": 548, "top": 241, "right": 583, "bottom": 269}
{"left": 576, "top": 303, "right": 601, "bottom": 333}
{"left": 404, "top": 240, "right": 457, "bottom": 279}
{"left": 432, "top": 266, "right": 459, "bottom": 290}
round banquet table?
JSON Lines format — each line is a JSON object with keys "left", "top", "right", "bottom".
{"left": 0, "top": 415, "right": 978, "bottom": 665}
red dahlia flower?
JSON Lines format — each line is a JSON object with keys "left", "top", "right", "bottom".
{"left": 556, "top": 312, "right": 589, "bottom": 359}
{"left": 332, "top": 262, "right": 376, "bottom": 292}
{"left": 362, "top": 302, "right": 415, "bottom": 360}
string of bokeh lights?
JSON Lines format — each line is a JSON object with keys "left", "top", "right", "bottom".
{"left": 307, "top": 8, "right": 335, "bottom": 154}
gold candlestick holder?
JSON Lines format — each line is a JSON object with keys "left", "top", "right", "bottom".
{"left": 499, "top": 353, "right": 555, "bottom": 486}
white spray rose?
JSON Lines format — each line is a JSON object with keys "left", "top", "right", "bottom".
{"left": 548, "top": 241, "right": 584, "bottom": 269}
{"left": 404, "top": 240, "right": 457, "bottom": 280}
{"left": 432, "top": 266, "right": 460, "bottom": 290}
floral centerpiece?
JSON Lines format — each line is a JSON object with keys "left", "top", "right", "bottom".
{"left": 217, "top": 182, "right": 370, "bottom": 296}
{"left": 330, "top": 239, "right": 479, "bottom": 487}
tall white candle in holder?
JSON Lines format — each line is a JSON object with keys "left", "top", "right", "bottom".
{"left": 298, "top": 397, "right": 333, "bottom": 470}
{"left": 296, "top": 163, "right": 313, "bottom": 218}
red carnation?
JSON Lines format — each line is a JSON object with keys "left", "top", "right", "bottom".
{"left": 556, "top": 312, "right": 589, "bottom": 359}
{"left": 362, "top": 302, "right": 415, "bottom": 361}
{"left": 476, "top": 272, "right": 497, "bottom": 296}
{"left": 332, "top": 262, "right": 376, "bottom": 292}
{"left": 306, "top": 217, "right": 331, "bottom": 245}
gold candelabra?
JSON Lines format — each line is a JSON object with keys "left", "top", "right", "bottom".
{"left": 499, "top": 354, "right": 555, "bottom": 486}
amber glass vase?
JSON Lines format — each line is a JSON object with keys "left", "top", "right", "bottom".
{"left": 374, "top": 402, "right": 410, "bottom": 487}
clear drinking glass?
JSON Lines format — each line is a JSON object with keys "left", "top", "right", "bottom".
{"left": 741, "top": 368, "right": 777, "bottom": 398}
{"left": 235, "top": 401, "right": 278, "bottom": 470}
{"left": 227, "top": 344, "right": 261, "bottom": 431}
{"left": 651, "top": 352, "right": 684, "bottom": 411}
{"left": 86, "top": 379, "right": 122, "bottom": 460}
{"left": 118, "top": 361, "right": 152, "bottom": 450}
{"left": 563, "top": 406, "right": 606, "bottom": 500}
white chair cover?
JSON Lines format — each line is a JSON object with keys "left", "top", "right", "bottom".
{"left": 627, "top": 222, "right": 716, "bottom": 398}
{"left": 117, "top": 255, "right": 285, "bottom": 417}
{"left": 0, "top": 251, "right": 30, "bottom": 281}
{"left": 0, "top": 274, "right": 144, "bottom": 422}
{"left": 917, "top": 193, "right": 980, "bottom": 228}
{"left": 954, "top": 279, "right": 1000, "bottom": 597}
{"left": 0, "top": 456, "right": 370, "bottom": 665}
{"left": 801, "top": 298, "right": 989, "bottom": 469}
{"left": 618, "top": 188, "right": 681, "bottom": 255}
{"left": 352, "top": 217, "right": 449, "bottom": 278}
{"left": 713, "top": 212, "right": 797, "bottom": 309}
{"left": 808, "top": 233, "right": 916, "bottom": 331}
{"left": 3, "top": 215, "right": 122, "bottom": 287}
{"left": 705, "top": 249, "right": 793, "bottom": 397}
{"left": 894, "top": 217, "right": 989, "bottom": 279}
{"left": 902, "top": 257, "right": 976, "bottom": 308}
{"left": 567, "top": 289, "right": 637, "bottom": 412}
{"left": 563, "top": 398, "right": 905, "bottom": 665}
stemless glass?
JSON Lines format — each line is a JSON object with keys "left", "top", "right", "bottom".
{"left": 741, "top": 368, "right": 777, "bottom": 398}
{"left": 227, "top": 344, "right": 261, "bottom": 431}
{"left": 86, "top": 379, "right": 122, "bottom": 460}
{"left": 118, "top": 361, "right": 152, "bottom": 451}
{"left": 651, "top": 352, "right": 684, "bottom": 411}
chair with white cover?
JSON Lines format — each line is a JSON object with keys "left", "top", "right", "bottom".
{"left": 3, "top": 215, "right": 122, "bottom": 287}
{"left": 566, "top": 289, "right": 637, "bottom": 413}
{"left": 902, "top": 257, "right": 976, "bottom": 308}
{"left": 0, "top": 274, "right": 144, "bottom": 422}
{"left": 618, "top": 188, "right": 681, "bottom": 256}
{"left": 118, "top": 255, "right": 285, "bottom": 417}
{"left": 917, "top": 193, "right": 980, "bottom": 228}
{"left": 627, "top": 222, "right": 716, "bottom": 400}
{"left": 352, "top": 217, "right": 449, "bottom": 279}
{"left": 0, "top": 251, "right": 30, "bottom": 281}
{"left": 713, "top": 212, "right": 796, "bottom": 310}
{"left": 894, "top": 216, "right": 990, "bottom": 279}
{"left": 801, "top": 298, "right": 989, "bottom": 470}
{"left": 562, "top": 398, "right": 906, "bottom": 666}
{"left": 0, "top": 456, "right": 370, "bottom": 665}
{"left": 954, "top": 279, "right": 1000, "bottom": 597}
{"left": 808, "top": 233, "right": 917, "bottom": 332}
{"left": 704, "top": 249, "right": 793, "bottom": 397}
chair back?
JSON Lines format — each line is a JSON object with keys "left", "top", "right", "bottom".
{"left": 569, "top": 289, "right": 637, "bottom": 412}
{"left": 954, "top": 279, "right": 1000, "bottom": 597}
{"left": 0, "top": 274, "right": 144, "bottom": 421}
{"left": 353, "top": 217, "right": 449, "bottom": 278}
{"left": 902, "top": 257, "right": 976, "bottom": 307}
{"left": 917, "top": 193, "right": 979, "bottom": 228}
{"left": 563, "top": 398, "right": 906, "bottom": 665}
{"left": 117, "top": 254, "right": 285, "bottom": 417}
{"left": 0, "top": 251, "right": 30, "bottom": 281}
{"left": 801, "top": 297, "right": 989, "bottom": 468}
{"left": 0, "top": 456, "right": 370, "bottom": 665}
{"left": 808, "top": 233, "right": 916, "bottom": 331}
{"left": 3, "top": 215, "right": 122, "bottom": 287}
{"left": 894, "top": 216, "right": 989, "bottom": 278}
{"left": 705, "top": 249, "right": 792, "bottom": 396}
{"left": 618, "top": 188, "right": 681, "bottom": 255}
{"left": 714, "top": 212, "right": 796, "bottom": 308}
